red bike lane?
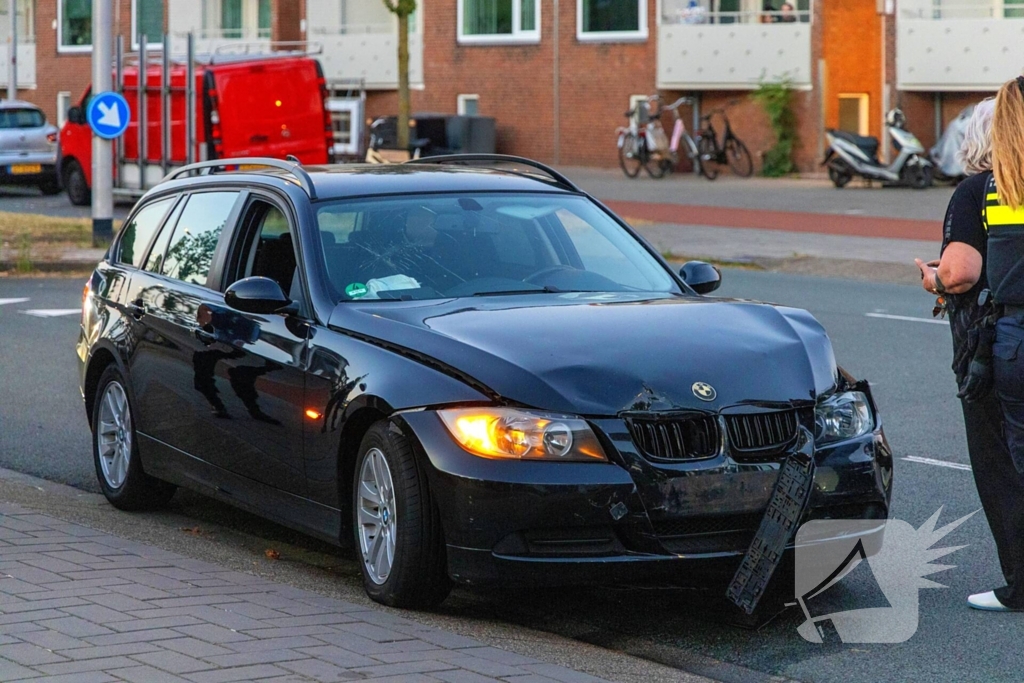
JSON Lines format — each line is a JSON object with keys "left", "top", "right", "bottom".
{"left": 602, "top": 199, "right": 941, "bottom": 241}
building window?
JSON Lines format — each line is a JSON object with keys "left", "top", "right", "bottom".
{"left": 202, "top": 0, "right": 271, "bottom": 40}
{"left": 57, "top": 92, "right": 72, "bottom": 128}
{"left": 458, "top": 0, "right": 541, "bottom": 44}
{"left": 457, "top": 94, "right": 480, "bottom": 116}
{"left": 838, "top": 94, "right": 869, "bottom": 137}
{"left": 577, "top": 0, "right": 647, "bottom": 41}
{"left": 59, "top": 0, "right": 92, "bottom": 51}
{"left": 133, "top": 0, "right": 164, "bottom": 47}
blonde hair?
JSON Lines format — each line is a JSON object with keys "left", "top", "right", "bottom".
{"left": 992, "top": 77, "right": 1024, "bottom": 210}
{"left": 957, "top": 98, "right": 995, "bottom": 176}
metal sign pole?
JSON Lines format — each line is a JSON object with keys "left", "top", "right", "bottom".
{"left": 161, "top": 33, "right": 170, "bottom": 176}
{"left": 7, "top": 0, "right": 16, "bottom": 101}
{"left": 138, "top": 35, "right": 147, "bottom": 189}
{"left": 186, "top": 33, "right": 195, "bottom": 165}
{"left": 91, "top": 0, "right": 114, "bottom": 245}
{"left": 115, "top": 35, "right": 123, "bottom": 192}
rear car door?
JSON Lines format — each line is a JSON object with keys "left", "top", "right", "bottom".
{"left": 197, "top": 194, "right": 310, "bottom": 495}
{"left": 125, "top": 190, "right": 245, "bottom": 475}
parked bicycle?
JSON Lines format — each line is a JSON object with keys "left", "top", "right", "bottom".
{"left": 616, "top": 96, "right": 661, "bottom": 179}
{"left": 695, "top": 103, "right": 754, "bottom": 179}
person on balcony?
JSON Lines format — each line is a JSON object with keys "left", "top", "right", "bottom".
{"left": 779, "top": 2, "right": 798, "bottom": 22}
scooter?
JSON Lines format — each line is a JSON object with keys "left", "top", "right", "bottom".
{"left": 823, "top": 109, "right": 933, "bottom": 189}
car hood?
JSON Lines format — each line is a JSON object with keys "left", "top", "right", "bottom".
{"left": 329, "top": 293, "right": 838, "bottom": 416}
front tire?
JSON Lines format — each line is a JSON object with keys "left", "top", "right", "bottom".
{"left": 902, "top": 159, "right": 933, "bottom": 189}
{"left": 697, "top": 136, "right": 719, "bottom": 180}
{"left": 618, "top": 133, "right": 643, "bottom": 178}
{"left": 63, "top": 159, "right": 91, "bottom": 206}
{"left": 354, "top": 421, "right": 450, "bottom": 608}
{"left": 92, "top": 365, "right": 176, "bottom": 511}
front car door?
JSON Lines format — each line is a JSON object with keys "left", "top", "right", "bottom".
{"left": 198, "top": 194, "right": 310, "bottom": 496}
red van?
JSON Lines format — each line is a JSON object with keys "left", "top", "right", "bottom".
{"left": 59, "top": 53, "right": 333, "bottom": 205}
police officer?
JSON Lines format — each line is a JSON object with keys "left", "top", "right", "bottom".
{"left": 967, "top": 75, "right": 1024, "bottom": 612}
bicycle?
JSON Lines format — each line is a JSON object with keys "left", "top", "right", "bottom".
{"left": 696, "top": 103, "right": 754, "bottom": 179}
{"left": 617, "top": 96, "right": 662, "bottom": 179}
{"left": 657, "top": 96, "right": 703, "bottom": 179}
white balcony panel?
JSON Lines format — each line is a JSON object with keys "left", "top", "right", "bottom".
{"left": 657, "top": 23, "right": 811, "bottom": 90}
{"left": 0, "top": 43, "right": 36, "bottom": 88}
{"left": 898, "top": 19, "right": 1024, "bottom": 90}
{"left": 314, "top": 29, "right": 423, "bottom": 89}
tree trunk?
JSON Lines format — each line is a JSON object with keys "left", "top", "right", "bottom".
{"left": 397, "top": 13, "right": 410, "bottom": 152}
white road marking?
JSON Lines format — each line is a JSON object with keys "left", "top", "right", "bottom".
{"left": 20, "top": 309, "right": 81, "bottom": 318}
{"left": 902, "top": 456, "right": 972, "bottom": 471}
{"left": 0, "top": 298, "right": 29, "bottom": 306}
{"left": 865, "top": 312, "right": 949, "bottom": 326}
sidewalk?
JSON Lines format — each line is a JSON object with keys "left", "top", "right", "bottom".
{"left": 0, "top": 503, "right": 632, "bottom": 683}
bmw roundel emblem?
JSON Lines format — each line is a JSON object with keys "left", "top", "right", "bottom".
{"left": 692, "top": 382, "right": 717, "bottom": 402}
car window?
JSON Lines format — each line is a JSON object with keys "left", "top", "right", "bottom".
{"left": 161, "top": 191, "right": 239, "bottom": 286}
{"left": 0, "top": 108, "right": 45, "bottom": 129}
{"left": 143, "top": 198, "right": 185, "bottom": 273}
{"left": 229, "top": 200, "right": 299, "bottom": 300}
{"left": 117, "top": 197, "right": 174, "bottom": 268}
{"left": 315, "top": 193, "right": 678, "bottom": 301}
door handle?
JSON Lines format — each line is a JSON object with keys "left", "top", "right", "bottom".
{"left": 193, "top": 327, "right": 217, "bottom": 345}
{"left": 127, "top": 299, "right": 145, "bottom": 320}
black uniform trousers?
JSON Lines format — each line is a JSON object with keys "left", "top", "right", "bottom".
{"left": 983, "top": 315, "right": 1024, "bottom": 607}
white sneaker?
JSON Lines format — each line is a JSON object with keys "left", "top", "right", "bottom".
{"left": 968, "top": 591, "right": 1023, "bottom": 611}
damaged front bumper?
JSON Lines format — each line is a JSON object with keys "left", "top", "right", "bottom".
{"left": 396, "top": 405, "right": 893, "bottom": 588}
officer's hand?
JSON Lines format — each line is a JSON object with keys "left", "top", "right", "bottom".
{"left": 915, "top": 258, "right": 938, "bottom": 293}
{"left": 958, "top": 357, "right": 994, "bottom": 402}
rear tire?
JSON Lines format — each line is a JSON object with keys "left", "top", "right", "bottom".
{"left": 38, "top": 177, "right": 61, "bottom": 196}
{"left": 353, "top": 421, "right": 451, "bottom": 608}
{"left": 619, "top": 133, "right": 643, "bottom": 178}
{"left": 697, "top": 136, "right": 719, "bottom": 180}
{"left": 726, "top": 138, "right": 754, "bottom": 177}
{"left": 644, "top": 152, "right": 668, "bottom": 179}
{"left": 63, "top": 159, "right": 90, "bottom": 206}
{"left": 92, "top": 365, "right": 176, "bottom": 511}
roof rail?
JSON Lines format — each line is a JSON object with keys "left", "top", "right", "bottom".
{"left": 405, "top": 154, "right": 580, "bottom": 192}
{"left": 163, "top": 158, "right": 317, "bottom": 199}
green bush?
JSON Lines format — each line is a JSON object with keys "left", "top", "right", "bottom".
{"left": 751, "top": 77, "right": 797, "bottom": 177}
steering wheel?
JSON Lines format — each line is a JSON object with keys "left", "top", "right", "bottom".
{"left": 524, "top": 265, "right": 578, "bottom": 284}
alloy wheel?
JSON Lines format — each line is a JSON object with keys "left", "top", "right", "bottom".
{"left": 97, "top": 381, "right": 132, "bottom": 490}
{"left": 357, "top": 447, "right": 397, "bottom": 585}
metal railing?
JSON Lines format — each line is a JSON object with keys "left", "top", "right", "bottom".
{"left": 660, "top": 5, "right": 812, "bottom": 25}
{"left": 176, "top": 27, "right": 272, "bottom": 41}
{"left": 900, "top": 1, "right": 1024, "bottom": 19}
{"left": 308, "top": 22, "right": 394, "bottom": 36}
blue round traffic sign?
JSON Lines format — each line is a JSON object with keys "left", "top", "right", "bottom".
{"left": 86, "top": 92, "right": 130, "bottom": 140}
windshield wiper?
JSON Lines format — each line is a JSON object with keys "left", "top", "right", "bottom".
{"left": 470, "top": 285, "right": 564, "bottom": 297}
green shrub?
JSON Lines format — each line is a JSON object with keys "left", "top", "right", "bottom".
{"left": 751, "top": 77, "right": 797, "bottom": 177}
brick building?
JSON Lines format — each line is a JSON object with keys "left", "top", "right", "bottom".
{"left": 2, "top": 0, "right": 1022, "bottom": 173}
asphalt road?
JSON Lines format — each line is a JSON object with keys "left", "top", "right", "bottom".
{"left": 0, "top": 186, "right": 133, "bottom": 219}
{"left": 0, "top": 272, "right": 1016, "bottom": 683}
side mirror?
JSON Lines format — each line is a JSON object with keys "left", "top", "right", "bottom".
{"left": 67, "top": 106, "right": 84, "bottom": 125}
{"left": 679, "top": 261, "right": 722, "bottom": 295}
{"left": 224, "top": 276, "right": 292, "bottom": 314}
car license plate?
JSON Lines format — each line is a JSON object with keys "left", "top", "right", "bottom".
{"left": 10, "top": 164, "right": 41, "bottom": 175}
{"left": 727, "top": 434, "right": 816, "bottom": 614}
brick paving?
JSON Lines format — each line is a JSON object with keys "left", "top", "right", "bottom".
{"left": 0, "top": 504, "right": 610, "bottom": 683}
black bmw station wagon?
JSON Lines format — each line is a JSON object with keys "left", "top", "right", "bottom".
{"left": 78, "top": 156, "right": 892, "bottom": 608}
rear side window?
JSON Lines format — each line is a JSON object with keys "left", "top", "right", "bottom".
{"left": 117, "top": 197, "right": 174, "bottom": 267}
{"left": 0, "top": 108, "right": 45, "bottom": 128}
{"left": 161, "top": 191, "right": 240, "bottom": 286}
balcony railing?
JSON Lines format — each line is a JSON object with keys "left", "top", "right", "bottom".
{"left": 311, "top": 23, "right": 423, "bottom": 90}
{"left": 900, "top": 1, "right": 1024, "bottom": 19}
{"left": 661, "top": 4, "right": 811, "bottom": 25}
{"left": 0, "top": 40, "right": 36, "bottom": 88}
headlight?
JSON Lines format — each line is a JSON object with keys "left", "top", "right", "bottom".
{"left": 815, "top": 391, "right": 873, "bottom": 445}
{"left": 438, "top": 408, "right": 608, "bottom": 462}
